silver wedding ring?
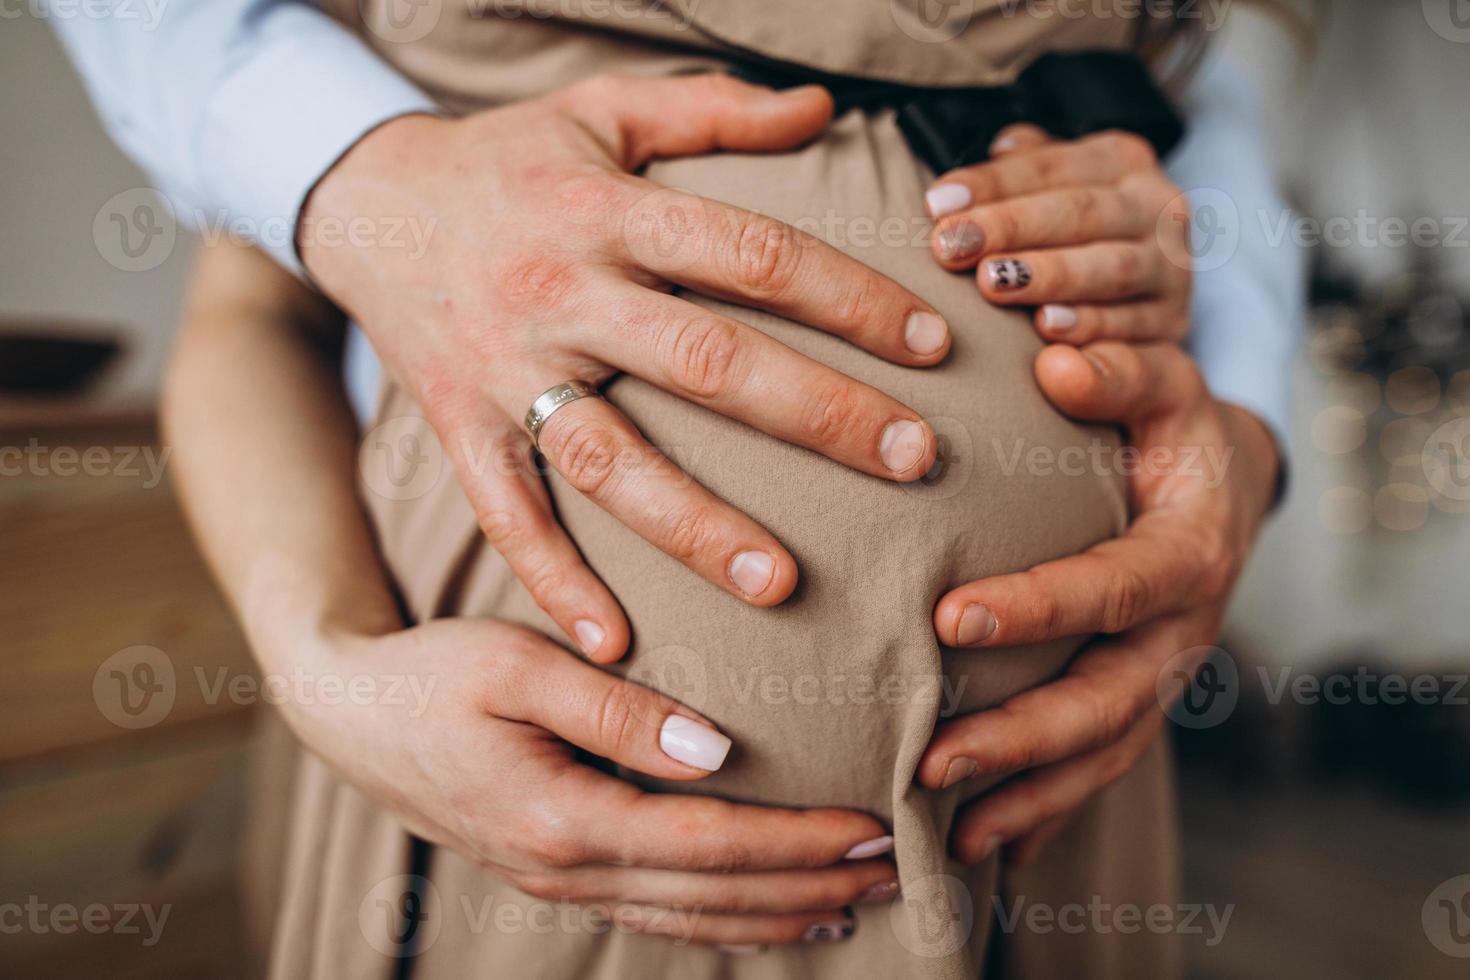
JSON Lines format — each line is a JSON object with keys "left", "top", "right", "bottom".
{"left": 525, "top": 380, "right": 600, "bottom": 446}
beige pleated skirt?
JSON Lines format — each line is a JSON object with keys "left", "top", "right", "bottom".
{"left": 267, "top": 4, "right": 1184, "bottom": 978}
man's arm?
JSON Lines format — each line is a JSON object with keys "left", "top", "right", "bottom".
{"left": 45, "top": 0, "right": 435, "bottom": 273}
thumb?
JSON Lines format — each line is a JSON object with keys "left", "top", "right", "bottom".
{"left": 1034, "top": 341, "right": 1207, "bottom": 426}
{"left": 487, "top": 625, "right": 732, "bottom": 780}
{"left": 562, "top": 73, "right": 833, "bottom": 168}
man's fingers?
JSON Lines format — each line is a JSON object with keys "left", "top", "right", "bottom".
{"left": 918, "top": 624, "right": 1171, "bottom": 788}
{"left": 925, "top": 130, "right": 1158, "bottom": 215}
{"left": 1033, "top": 299, "right": 1189, "bottom": 345}
{"left": 949, "top": 710, "right": 1163, "bottom": 865}
{"left": 560, "top": 74, "right": 834, "bottom": 168}
{"left": 518, "top": 860, "right": 897, "bottom": 915}
{"left": 975, "top": 242, "right": 1170, "bottom": 307}
{"left": 592, "top": 288, "right": 939, "bottom": 480}
{"left": 931, "top": 187, "right": 1150, "bottom": 268}
{"left": 447, "top": 420, "right": 631, "bottom": 662}
{"left": 933, "top": 511, "right": 1209, "bottom": 648}
{"left": 1033, "top": 341, "right": 1207, "bottom": 424}
{"left": 532, "top": 392, "right": 799, "bottom": 605}
{"left": 1002, "top": 813, "right": 1072, "bottom": 870}
{"left": 621, "top": 191, "right": 952, "bottom": 368}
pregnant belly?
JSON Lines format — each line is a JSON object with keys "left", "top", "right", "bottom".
{"left": 363, "top": 107, "right": 1129, "bottom": 979}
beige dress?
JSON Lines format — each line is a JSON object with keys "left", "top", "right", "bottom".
{"left": 270, "top": 3, "right": 1184, "bottom": 978}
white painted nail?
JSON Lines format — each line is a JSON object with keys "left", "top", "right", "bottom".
{"left": 728, "top": 550, "right": 775, "bottom": 597}
{"left": 844, "top": 835, "right": 894, "bottom": 860}
{"left": 879, "top": 420, "right": 927, "bottom": 474}
{"left": 904, "top": 311, "right": 949, "bottom": 356}
{"left": 925, "top": 183, "right": 972, "bottom": 218}
{"left": 1040, "top": 304, "right": 1079, "bottom": 332}
{"left": 990, "top": 133, "right": 1021, "bottom": 155}
{"left": 573, "top": 619, "right": 605, "bottom": 656}
{"left": 659, "top": 715, "right": 731, "bottom": 771}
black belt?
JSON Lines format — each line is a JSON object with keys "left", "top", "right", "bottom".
{"left": 730, "top": 50, "right": 1185, "bottom": 175}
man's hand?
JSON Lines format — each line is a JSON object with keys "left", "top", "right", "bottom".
{"left": 919, "top": 341, "right": 1281, "bottom": 865}
{"left": 301, "top": 74, "right": 950, "bottom": 663}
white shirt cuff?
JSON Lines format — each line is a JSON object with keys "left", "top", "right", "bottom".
{"left": 198, "top": 11, "right": 436, "bottom": 275}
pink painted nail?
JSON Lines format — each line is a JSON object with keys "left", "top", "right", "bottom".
{"left": 925, "top": 182, "right": 972, "bottom": 218}
{"left": 845, "top": 835, "right": 894, "bottom": 860}
{"left": 860, "top": 879, "right": 901, "bottom": 903}
{"left": 937, "top": 221, "right": 985, "bottom": 261}
{"left": 659, "top": 715, "right": 731, "bottom": 771}
{"left": 1040, "top": 304, "right": 1078, "bottom": 332}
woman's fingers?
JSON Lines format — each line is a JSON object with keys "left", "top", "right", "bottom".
{"left": 948, "top": 709, "right": 1164, "bottom": 865}
{"left": 488, "top": 627, "right": 733, "bottom": 779}
{"left": 516, "top": 859, "right": 897, "bottom": 915}
{"left": 931, "top": 186, "right": 1151, "bottom": 268}
{"left": 553, "top": 769, "right": 893, "bottom": 873}
{"left": 591, "top": 288, "right": 938, "bottom": 480}
{"left": 442, "top": 418, "right": 632, "bottom": 662}
{"left": 614, "top": 903, "right": 857, "bottom": 947}
{"left": 531, "top": 391, "right": 799, "bottom": 605}
{"left": 621, "top": 190, "right": 952, "bottom": 368}
{"left": 1033, "top": 299, "right": 1189, "bottom": 345}
{"left": 925, "top": 130, "right": 1158, "bottom": 214}
{"left": 975, "top": 242, "right": 1172, "bottom": 306}
{"left": 918, "top": 621, "right": 1174, "bottom": 789}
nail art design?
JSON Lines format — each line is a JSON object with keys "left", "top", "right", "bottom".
{"left": 938, "top": 221, "right": 985, "bottom": 261}
{"left": 986, "top": 258, "right": 1032, "bottom": 290}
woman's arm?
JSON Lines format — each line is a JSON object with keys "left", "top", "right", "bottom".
{"left": 161, "top": 244, "right": 900, "bottom": 947}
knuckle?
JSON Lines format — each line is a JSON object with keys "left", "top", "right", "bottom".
{"left": 796, "top": 381, "right": 859, "bottom": 446}
{"left": 593, "top": 681, "right": 645, "bottom": 758}
{"left": 548, "top": 415, "right": 623, "bottom": 497}
{"left": 730, "top": 216, "right": 802, "bottom": 301}
{"left": 1101, "top": 130, "right": 1158, "bottom": 169}
{"left": 1112, "top": 246, "right": 1145, "bottom": 287}
{"left": 521, "top": 555, "right": 572, "bottom": 607}
{"left": 1100, "top": 564, "right": 1152, "bottom": 633}
{"left": 658, "top": 503, "right": 719, "bottom": 561}
{"left": 828, "top": 269, "right": 883, "bottom": 332}
{"left": 659, "top": 315, "right": 744, "bottom": 400}
{"left": 493, "top": 253, "right": 581, "bottom": 315}
{"left": 526, "top": 828, "right": 585, "bottom": 870}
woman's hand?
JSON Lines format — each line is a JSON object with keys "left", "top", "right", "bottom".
{"left": 925, "top": 124, "right": 1192, "bottom": 345}
{"left": 264, "top": 614, "right": 899, "bottom": 947}
{"left": 918, "top": 341, "right": 1281, "bottom": 866}
{"left": 302, "top": 74, "right": 950, "bottom": 663}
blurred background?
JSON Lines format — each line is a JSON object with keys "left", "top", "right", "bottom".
{"left": 3, "top": 2, "right": 1469, "bottom": 977}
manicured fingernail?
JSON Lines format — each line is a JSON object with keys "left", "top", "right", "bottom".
{"left": 880, "top": 420, "right": 927, "bottom": 474}
{"left": 844, "top": 835, "right": 894, "bottom": 860}
{"left": 1040, "top": 304, "right": 1078, "bottom": 332}
{"left": 728, "top": 550, "right": 775, "bottom": 597}
{"left": 985, "top": 258, "right": 1032, "bottom": 291}
{"left": 717, "top": 943, "right": 768, "bottom": 955}
{"left": 803, "top": 917, "right": 855, "bottom": 943}
{"left": 925, "top": 182, "right": 972, "bottom": 218}
{"left": 955, "top": 604, "right": 997, "bottom": 645}
{"left": 941, "top": 757, "right": 978, "bottom": 789}
{"left": 990, "top": 133, "right": 1021, "bottom": 155}
{"left": 904, "top": 311, "right": 949, "bottom": 356}
{"left": 978, "top": 834, "right": 1003, "bottom": 861}
{"left": 659, "top": 715, "right": 731, "bottom": 771}
{"left": 860, "top": 879, "right": 900, "bottom": 903}
{"left": 573, "top": 619, "right": 605, "bottom": 656}
{"left": 937, "top": 220, "right": 985, "bottom": 261}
